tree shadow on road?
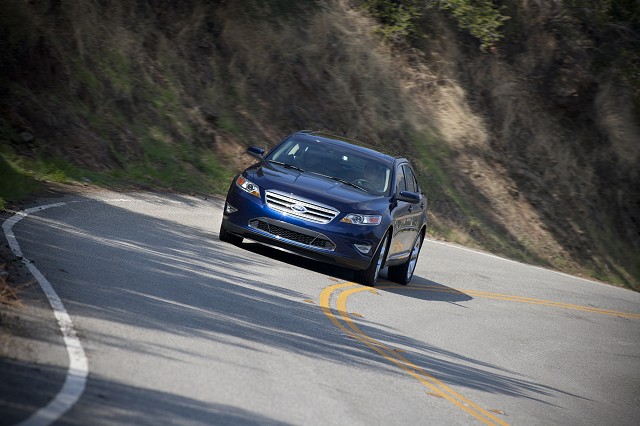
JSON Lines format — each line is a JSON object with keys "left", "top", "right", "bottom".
{"left": 0, "top": 358, "right": 290, "bottom": 426}
{"left": 1, "top": 191, "right": 588, "bottom": 422}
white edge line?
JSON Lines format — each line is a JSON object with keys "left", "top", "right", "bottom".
{"left": 2, "top": 203, "right": 88, "bottom": 426}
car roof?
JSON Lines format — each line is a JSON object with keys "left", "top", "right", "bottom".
{"left": 295, "top": 131, "right": 398, "bottom": 166}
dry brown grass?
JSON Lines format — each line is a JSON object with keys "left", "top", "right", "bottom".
{"left": 2, "top": 0, "right": 637, "bottom": 287}
{"left": 216, "top": 1, "right": 421, "bottom": 149}
{"left": 595, "top": 81, "right": 640, "bottom": 178}
{"left": 0, "top": 265, "right": 24, "bottom": 307}
{"left": 213, "top": 0, "right": 639, "bottom": 287}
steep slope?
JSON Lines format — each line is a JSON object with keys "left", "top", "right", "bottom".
{"left": 0, "top": 0, "right": 638, "bottom": 289}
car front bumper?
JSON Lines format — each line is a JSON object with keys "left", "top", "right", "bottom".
{"left": 221, "top": 188, "right": 386, "bottom": 271}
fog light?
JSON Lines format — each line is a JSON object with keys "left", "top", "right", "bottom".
{"left": 354, "top": 244, "right": 372, "bottom": 254}
{"left": 225, "top": 203, "right": 238, "bottom": 214}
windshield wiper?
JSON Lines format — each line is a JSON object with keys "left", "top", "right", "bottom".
{"left": 267, "top": 160, "right": 304, "bottom": 172}
{"left": 332, "top": 177, "right": 368, "bottom": 192}
{"left": 307, "top": 171, "right": 368, "bottom": 193}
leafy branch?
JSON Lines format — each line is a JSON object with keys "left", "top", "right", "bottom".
{"left": 364, "top": 0, "right": 510, "bottom": 51}
{"left": 437, "top": 0, "right": 510, "bottom": 50}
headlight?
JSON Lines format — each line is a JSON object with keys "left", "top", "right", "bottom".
{"left": 340, "top": 214, "right": 382, "bottom": 225}
{"left": 236, "top": 176, "right": 260, "bottom": 198}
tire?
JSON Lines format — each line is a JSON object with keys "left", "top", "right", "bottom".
{"left": 354, "top": 232, "right": 389, "bottom": 287}
{"left": 219, "top": 222, "right": 243, "bottom": 245}
{"left": 388, "top": 231, "right": 423, "bottom": 285}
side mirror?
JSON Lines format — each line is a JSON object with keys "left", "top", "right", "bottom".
{"left": 397, "top": 191, "right": 420, "bottom": 204}
{"left": 247, "top": 146, "right": 265, "bottom": 160}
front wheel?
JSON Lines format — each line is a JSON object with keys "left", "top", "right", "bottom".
{"left": 219, "top": 222, "right": 243, "bottom": 245}
{"left": 388, "top": 231, "right": 423, "bottom": 285}
{"left": 354, "top": 232, "right": 389, "bottom": 286}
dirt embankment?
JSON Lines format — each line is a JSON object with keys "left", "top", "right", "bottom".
{"left": 1, "top": 0, "right": 638, "bottom": 289}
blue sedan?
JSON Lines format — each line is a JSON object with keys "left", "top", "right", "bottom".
{"left": 219, "top": 131, "right": 427, "bottom": 286}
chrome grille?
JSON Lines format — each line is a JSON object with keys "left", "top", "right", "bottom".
{"left": 249, "top": 219, "right": 336, "bottom": 251}
{"left": 265, "top": 190, "right": 339, "bottom": 224}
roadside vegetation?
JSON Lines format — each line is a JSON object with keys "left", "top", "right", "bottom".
{"left": 1, "top": 0, "right": 638, "bottom": 290}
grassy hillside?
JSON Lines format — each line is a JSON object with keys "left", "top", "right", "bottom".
{"left": 1, "top": 0, "right": 638, "bottom": 290}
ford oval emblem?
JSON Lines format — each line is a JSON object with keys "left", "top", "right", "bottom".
{"left": 291, "top": 204, "right": 307, "bottom": 213}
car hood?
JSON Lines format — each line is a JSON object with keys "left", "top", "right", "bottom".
{"left": 245, "top": 163, "right": 387, "bottom": 212}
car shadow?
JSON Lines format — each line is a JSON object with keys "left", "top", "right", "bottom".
{"left": 374, "top": 275, "right": 473, "bottom": 303}
{"left": 237, "top": 241, "right": 357, "bottom": 282}
{"left": 237, "top": 241, "right": 472, "bottom": 303}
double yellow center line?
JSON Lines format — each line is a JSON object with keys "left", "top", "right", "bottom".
{"left": 320, "top": 282, "right": 509, "bottom": 426}
{"left": 320, "top": 282, "right": 639, "bottom": 424}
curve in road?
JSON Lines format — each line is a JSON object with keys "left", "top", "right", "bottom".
{"left": 3, "top": 202, "right": 88, "bottom": 426}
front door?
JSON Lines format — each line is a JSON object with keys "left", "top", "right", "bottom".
{"left": 388, "top": 164, "right": 421, "bottom": 260}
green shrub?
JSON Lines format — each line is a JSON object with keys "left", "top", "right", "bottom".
{"left": 363, "top": 0, "right": 422, "bottom": 41}
{"left": 364, "top": 0, "right": 509, "bottom": 50}
{"left": 437, "top": 0, "right": 510, "bottom": 50}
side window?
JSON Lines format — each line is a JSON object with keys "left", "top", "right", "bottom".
{"left": 411, "top": 169, "right": 420, "bottom": 193}
{"left": 402, "top": 165, "right": 416, "bottom": 192}
{"left": 396, "top": 165, "right": 407, "bottom": 192}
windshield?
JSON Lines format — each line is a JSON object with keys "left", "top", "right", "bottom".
{"left": 266, "top": 137, "right": 392, "bottom": 196}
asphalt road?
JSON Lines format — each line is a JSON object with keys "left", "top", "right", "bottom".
{"left": 1, "top": 189, "right": 639, "bottom": 425}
